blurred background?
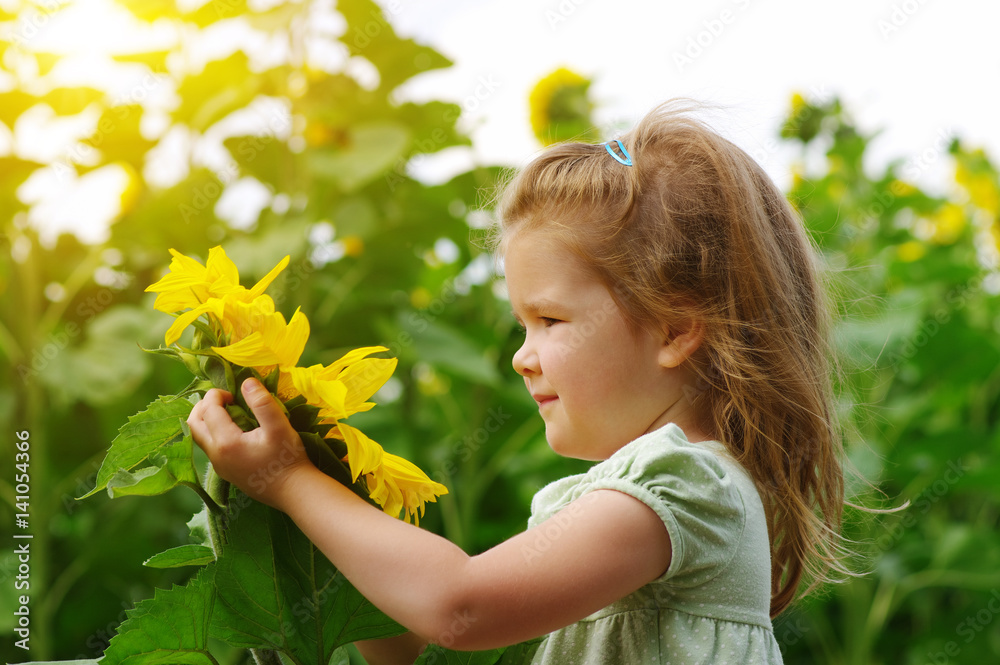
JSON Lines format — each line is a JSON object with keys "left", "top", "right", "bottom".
{"left": 1, "top": 0, "right": 999, "bottom": 663}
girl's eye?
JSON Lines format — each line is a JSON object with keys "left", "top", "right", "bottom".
{"left": 540, "top": 317, "right": 561, "bottom": 327}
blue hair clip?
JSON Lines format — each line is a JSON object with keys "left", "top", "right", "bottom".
{"left": 604, "top": 139, "right": 633, "bottom": 166}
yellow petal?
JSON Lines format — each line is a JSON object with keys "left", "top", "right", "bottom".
{"left": 146, "top": 249, "right": 211, "bottom": 312}
{"left": 214, "top": 332, "right": 276, "bottom": 366}
{"left": 219, "top": 294, "right": 276, "bottom": 342}
{"left": 277, "top": 368, "right": 299, "bottom": 401}
{"left": 249, "top": 254, "right": 291, "bottom": 300}
{"left": 164, "top": 299, "right": 224, "bottom": 346}
{"left": 205, "top": 246, "right": 240, "bottom": 289}
{"left": 151, "top": 288, "right": 207, "bottom": 314}
{"left": 213, "top": 300, "right": 309, "bottom": 372}
{"left": 283, "top": 365, "right": 349, "bottom": 417}
{"left": 341, "top": 357, "right": 397, "bottom": 416}
{"left": 337, "top": 423, "right": 384, "bottom": 482}
{"left": 278, "top": 308, "right": 310, "bottom": 368}
{"left": 325, "top": 346, "right": 389, "bottom": 377}
{"left": 365, "top": 467, "right": 404, "bottom": 520}
{"left": 145, "top": 249, "right": 205, "bottom": 292}
{"left": 377, "top": 452, "right": 449, "bottom": 524}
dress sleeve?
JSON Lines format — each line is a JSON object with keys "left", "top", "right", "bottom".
{"left": 583, "top": 424, "right": 747, "bottom": 588}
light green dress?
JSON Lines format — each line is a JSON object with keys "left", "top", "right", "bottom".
{"left": 527, "top": 423, "right": 784, "bottom": 664}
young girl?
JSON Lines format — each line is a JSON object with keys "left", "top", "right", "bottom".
{"left": 187, "top": 100, "right": 850, "bottom": 664}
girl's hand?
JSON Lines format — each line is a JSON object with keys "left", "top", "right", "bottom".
{"left": 187, "top": 379, "right": 311, "bottom": 510}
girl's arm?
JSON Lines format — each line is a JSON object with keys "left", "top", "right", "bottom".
{"left": 189, "top": 382, "right": 672, "bottom": 652}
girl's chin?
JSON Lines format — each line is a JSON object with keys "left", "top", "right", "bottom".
{"left": 545, "top": 434, "right": 607, "bottom": 461}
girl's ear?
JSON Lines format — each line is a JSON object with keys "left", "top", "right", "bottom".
{"left": 658, "top": 318, "right": 705, "bottom": 369}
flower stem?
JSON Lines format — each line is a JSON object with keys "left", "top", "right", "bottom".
{"left": 252, "top": 649, "right": 285, "bottom": 665}
{"left": 184, "top": 480, "right": 225, "bottom": 516}
{"left": 203, "top": 465, "right": 231, "bottom": 552}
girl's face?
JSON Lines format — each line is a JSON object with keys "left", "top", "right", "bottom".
{"left": 506, "top": 230, "right": 688, "bottom": 460}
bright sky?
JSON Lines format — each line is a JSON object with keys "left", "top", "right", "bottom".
{"left": 7, "top": 0, "right": 1000, "bottom": 245}
{"left": 390, "top": 0, "right": 1000, "bottom": 194}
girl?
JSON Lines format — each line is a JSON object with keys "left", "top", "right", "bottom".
{"left": 188, "top": 100, "right": 851, "bottom": 664}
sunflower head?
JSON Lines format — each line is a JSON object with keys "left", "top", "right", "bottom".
{"left": 528, "top": 67, "right": 597, "bottom": 146}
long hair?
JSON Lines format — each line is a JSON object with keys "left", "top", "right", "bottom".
{"left": 494, "top": 100, "right": 853, "bottom": 617}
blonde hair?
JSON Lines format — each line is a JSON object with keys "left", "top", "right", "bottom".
{"left": 495, "top": 100, "right": 853, "bottom": 617}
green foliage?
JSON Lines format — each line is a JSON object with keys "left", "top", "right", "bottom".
{"left": 79, "top": 397, "right": 195, "bottom": 500}
{"left": 774, "top": 94, "right": 1000, "bottom": 665}
{"left": 207, "top": 497, "right": 403, "bottom": 658}
{"left": 415, "top": 639, "right": 542, "bottom": 665}
{"left": 101, "top": 569, "right": 216, "bottom": 665}
{"left": 143, "top": 545, "right": 215, "bottom": 569}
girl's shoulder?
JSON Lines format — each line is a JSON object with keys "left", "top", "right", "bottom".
{"left": 529, "top": 423, "right": 765, "bottom": 586}
{"left": 531, "top": 423, "right": 750, "bottom": 523}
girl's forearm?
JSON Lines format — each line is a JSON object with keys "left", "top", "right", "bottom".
{"left": 272, "top": 463, "right": 474, "bottom": 643}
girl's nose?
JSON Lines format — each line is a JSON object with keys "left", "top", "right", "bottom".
{"left": 512, "top": 337, "right": 538, "bottom": 377}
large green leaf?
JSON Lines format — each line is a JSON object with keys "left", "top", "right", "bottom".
{"left": 209, "top": 496, "right": 405, "bottom": 659}
{"left": 308, "top": 121, "right": 410, "bottom": 192}
{"left": 0, "top": 89, "right": 40, "bottom": 128}
{"left": 222, "top": 134, "right": 297, "bottom": 191}
{"left": 174, "top": 52, "right": 261, "bottom": 131}
{"left": 113, "top": 0, "right": 184, "bottom": 22}
{"left": 144, "top": 544, "right": 216, "bottom": 569}
{"left": 101, "top": 567, "right": 216, "bottom": 665}
{"left": 12, "top": 661, "right": 98, "bottom": 665}
{"left": 80, "top": 396, "right": 194, "bottom": 499}
{"left": 0, "top": 156, "right": 45, "bottom": 204}
{"left": 183, "top": 0, "right": 250, "bottom": 27}
{"left": 80, "top": 104, "right": 157, "bottom": 173}
{"left": 397, "top": 314, "right": 502, "bottom": 387}
{"left": 414, "top": 639, "right": 543, "bottom": 665}
{"left": 2, "top": 86, "right": 107, "bottom": 119}
{"left": 338, "top": 0, "right": 451, "bottom": 92}
{"left": 112, "top": 50, "right": 172, "bottom": 73}
{"left": 38, "top": 305, "right": 159, "bottom": 407}
{"left": 103, "top": 435, "right": 200, "bottom": 498}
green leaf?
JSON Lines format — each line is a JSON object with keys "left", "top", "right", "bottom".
{"left": 114, "top": 0, "right": 184, "bottom": 22}
{"left": 80, "top": 104, "right": 157, "bottom": 173}
{"left": 101, "top": 567, "right": 216, "bottom": 665}
{"left": 11, "top": 661, "right": 99, "bottom": 665}
{"left": 0, "top": 90, "right": 42, "bottom": 127}
{"left": 41, "top": 86, "right": 106, "bottom": 115}
{"left": 338, "top": 0, "right": 451, "bottom": 91}
{"left": 0, "top": 156, "right": 45, "bottom": 202}
{"left": 33, "top": 52, "right": 63, "bottom": 77}
{"left": 414, "top": 639, "right": 542, "bottom": 665}
{"left": 187, "top": 506, "right": 212, "bottom": 546}
{"left": 209, "top": 496, "right": 405, "bottom": 659}
{"left": 308, "top": 121, "right": 410, "bottom": 191}
{"left": 121, "top": 168, "right": 228, "bottom": 234}
{"left": 104, "top": 444, "right": 199, "bottom": 498}
{"left": 39, "top": 305, "right": 160, "bottom": 407}
{"left": 222, "top": 134, "right": 295, "bottom": 189}
{"left": 184, "top": 0, "right": 249, "bottom": 27}
{"left": 174, "top": 52, "right": 261, "bottom": 131}
{"left": 80, "top": 396, "right": 194, "bottom": 499}
{"left": 144, "top": 544, "right": 216, "bottom": 568}
{"left": 399, "top": 314, "right": 502, "bottom": 387}
{"left": 112, "top": 50, "right": 172, "bottom": 73}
